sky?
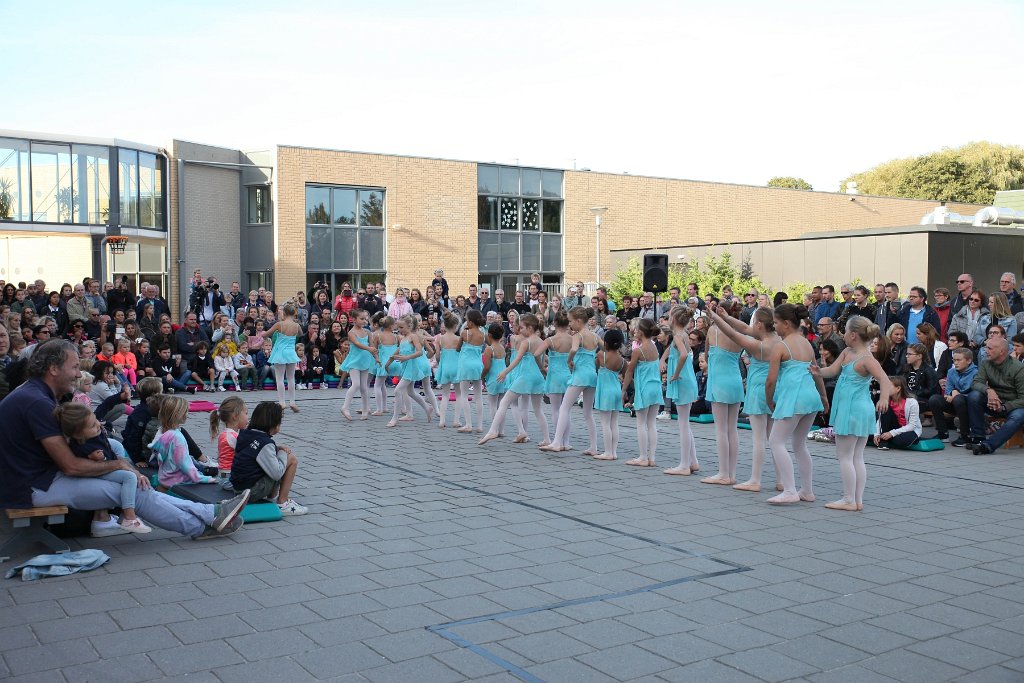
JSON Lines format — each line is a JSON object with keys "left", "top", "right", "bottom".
{"left": 5, "top": 0, "right": 1023, "bottom": 192}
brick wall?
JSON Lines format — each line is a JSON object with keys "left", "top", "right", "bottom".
{"left": 275, "top": 146, "right": 478, "bottom": 298}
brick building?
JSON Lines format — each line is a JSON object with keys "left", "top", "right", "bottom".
{"left": 0, "top": 129, "right": 993, "bottom": 319}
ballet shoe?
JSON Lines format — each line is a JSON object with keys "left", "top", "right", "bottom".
{"left": 689, "top": 464, "right": 700, "bottom": 473}
{"left": 290, "top": 404, "right": 299, "bottom": 413}
{"left": 775, "top": 483, "right": 784, "bottom": 492}
{"left": 663, "top": 466, "right": 691, "bottom": 476}
{"left": 700, "top": 475, "right": 730, "bottom": 485}
{"left": 538, "top": 444, "right": 559, "bottom": 452}
{"left": 370, "top": 411, "right": 384, "bottom": 416}
{"left": 538, "top": 440, "right": 551, "bottom": 448}
{"left": 341, "top": 410, "right": 352, "bottom": 421}
{"left": 798, "top": 491, "right": 816, "bottom": 503}
{"left": 625, "top": 458, "right": 654, "bottom": 467}
{"left": 732, "top": 481, "right": 761, "bottom": 492}
{"left": 386, "top": 420, "right": 398, "bottom": 428}
{"left": 582, "top": 449, "right": 598, "bottom": 457}
{"left": 399, "top": 415, "right": 415, "bottom": 422}
{"left": 856, "top": 503, "right": 864, "bottom": 511}
{"left": 456, "top": 426, "right": 473, "bottom": 433}
{"left": 767, "top": 492, "right": 801, "bottom": 505}
{"left": 478, "top": 433, "right": 498, "bottom": 445}
{"left": 512, "top": 435, "right": 530, "bottom": 444}
{"left": 475, "top": 428, "right": 483, "bottom": 433}
{"left": 593, "top": 453, "right": 617, "bottom": 460}
{"left": 824, "top": 500, "right": 858, "bottom": 511}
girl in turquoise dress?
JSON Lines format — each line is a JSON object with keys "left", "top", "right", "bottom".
{"left": 482, "top": 322, "right": 509, "bottom": 437}
{"left": 372, "top": 316, "right": 401, "bottom": 417}
{"left": 703, "top": 301, "right": 746, "bottom": 485}
{"left": 265, "top": 303, "right": 302, "bottom": 413}
{"left": 340, "top": 309, "right": 379, "bottom": 421}
{"left": 543, "top": 313, "right": 573, "bottom": 442}
{"left": 480, "top": 314, "right": 549, "bottom": 445}
{"left": 593, "top": 330, "right": 625, "bottom": 460}
{"left": 621, "top": 318, "right": 663, "bottom": 467}
{"left": 457, "top": 310, "right": 487, "bottom": 433}
{"left": 385, "top": 315, "right": 434, "bottom": 427}
{"left": 765, "top": 304, "right": 829, "bottom": 505}
{"left": 435, "top": 312, "right": 463, "bottom": 429}
{"left": 661, "top": 308, "right": 701, "bottom": 476}
{"left": 811, "top": 315, "right": 892, "bottom": 512}
{"left": 544, "top": 307, "right": 600, "bottom": 454}
{"left": 706, "top": 306, "right": 781, "bottom": 493}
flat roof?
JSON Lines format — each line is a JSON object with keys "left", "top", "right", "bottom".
{"left": 0, "top": 128, "right": 164, "bottom": 154}
{"left": 610, "top": 223, "right": 1024, "bottom": 252}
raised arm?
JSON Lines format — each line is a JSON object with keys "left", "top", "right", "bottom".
{"left": 707, "top": 308, "right": 762, "bottom": 357}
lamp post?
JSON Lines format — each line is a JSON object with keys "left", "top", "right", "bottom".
{"left": 589, "top": 206, "right": 608, "bottom": 286}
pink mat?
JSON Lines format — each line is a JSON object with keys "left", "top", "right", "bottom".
{"left": 188, "top": 400, "right": 218, "bottom": 412}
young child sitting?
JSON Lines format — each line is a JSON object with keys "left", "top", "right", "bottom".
{"left": 112, "top": 337, "right": 138, "bottom": 388}
{"left": 89, "top": 360, "right": 132, "bottom": 427}
{"left": 122, "top": 377, "right": 164, "bottom": 467}
{"left": 54, "top": 402, "right": 152, "bottom": 535}
{"left": 254, "top": 338, "right": 273, "bottom": 390}
{"left": 233, "top": 341, "right": 258, "bottom": 390}
{"left": 231, "top": 401, "right": 308, "bottom": 515}
{"left": 189, "top": 342, "right": 216, "bottom": 392}
{"left": 213, "top": 343, "right": 240, "bottom": 392}
{"left": 308, "top": 345, "right": 326, "bottom": 388}
{"left": 150, "top": 396, "right": 217, "bottom": 488}
{"left": 210, "top": 396, "right": 248, "bottom": 487}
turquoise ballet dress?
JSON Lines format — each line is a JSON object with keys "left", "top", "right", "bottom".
{"left": 545, "top": 350, "right": 571, "bottom": 393}
{"left": 771, "top": 340, "right": 823, "bottom": 420}
{"left": 268, "top": 331, "right": 299, "bottom": 364}
{"left": 485, "top": 356, "right": 508, "bottom": 395}
{"left": 831, "top": 353, "right": 875, "bottom": 436}
{"left": 436, "top": 347, "right": 461, "bottom": 385}
{"left": 706, "top": 345, "right": 744, "bottom": 404}
{"left": 632, "top": 346, "right": 664, "bottom": 411}
{"left": 743, "top": 350, "right": 771, "bottom": 416}
{"left": 457, "top": 341, "right": 485, "bottom": 382}
{"left": 399, "top": 340, "right": 431, "bottom": 381}
{"left": 665, "top": 343, "right": 698, "bottom": 405}
{"left": 594, "top": 351, "right": 624, "bottom": 412}
{"left": 340, "top": 331, "right": 377, "bottom": 372}
{"left": 509, "top": 340, "right": 546, "bottom": 395}
{"left": 568, "top": 347, "right": 598, "bottom": 388}
{"left": 375, "top": 342, "right": 402, "bottom": 377}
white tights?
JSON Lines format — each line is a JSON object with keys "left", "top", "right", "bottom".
{"left": 768, "top": 413, "right": 816, "bottom": 496}
{"left": 459, "top": 380, "right": 484, "bottom": 430}
{"left": 374, "top": 374, "right": 388, "bottom": 414}
{"left": 835, "top": 435, "right": 868, "bottom": 505}
{"left": 674, "top": 402, "right": 699, "bottom": 470}
{"left": 548, "top": 393, "right": 563, "bottom": 436}
{"left": 485, "top": 391, "right": 548, "bottom": 441}
{"left": 712, "top": 402, "right": 741, "bottom": 480}
{"left": 273, "top": 363, "right": 296, "bottom": 406}
{"left": 439, "top": 383, "right": 461, "bottom": 426}
{"left": 391, "top": 378, "right": 430, "bottom": 422}
{"left": 343, "top": 369, "right": 371, "bottom": 416}
{"left": 551, "top": 386, "right": 596, "bottom": 451}
{"left": 488, "top": 392, "right": 507, "bottom": 435}
{"left": 598, "top": 410, "right": 619, "bottom": 457}
{"left": 745, "top": 414, "right": 773, "bottom": 485}
{"left": 635, "top": 405, "right": 659, "bottom": 462}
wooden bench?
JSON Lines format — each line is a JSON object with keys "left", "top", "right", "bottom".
{"left": 0, "top": 506, "right": 70, "bottom": 563}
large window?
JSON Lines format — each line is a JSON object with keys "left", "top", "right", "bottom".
{"left": 0, "top": 137, "right": 162, "bottom": 229}
{"left": 477, "top": 164, "right": 563, "bottom": 290}
{"left": 305, "top": 184, "right": 385, "bottom": 283}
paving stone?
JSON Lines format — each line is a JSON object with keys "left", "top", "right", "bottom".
{"left": 577, "top": 643, "right": 677, "bottom": 679}
{"left": 32, "top": 612, "right": 119, "bottom": 644}
{"left": 214, "top": 656, "right": 316, "bottom": 683}
{"left": 61, "top": 653, "right": 165, "bottom": 683}
{"left": 292, "top": 641, "right": 388, "bottom": 677}
{"left": 4, "top": 638, "right": 99, "bottom": 676}
{"left": 658, "top": 658, "right": 764, "bottom": 683}
{"left": 907, "top": 636, "right": 1012, "bottom": 670}
{"left": 718, "top": 646, "right": 820, "bottom": 682}
{"left": 227, "top": 627, "right": 319, "bottom": 661}
{"left": 861, "top": 649, "right": 968, "bottom": 683}
{"left": 150, "top": 640, "right": 245, "bottom": 675}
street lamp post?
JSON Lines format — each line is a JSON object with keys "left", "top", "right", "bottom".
{"left": 589, "top": 206, "right": 608, "bottom": 286}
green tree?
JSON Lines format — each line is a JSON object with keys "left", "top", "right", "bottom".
{"left": 607, "top": 252, "right": 772, "bottom": 305}
{"left": 841, "top": 141, "right": 1024, "bottom": 204}
{"left": 767, "top": 176, "right": 813, "bottom": 191}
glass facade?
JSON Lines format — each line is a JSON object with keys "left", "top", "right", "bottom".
{"left": 477, "top": 164, "right": 562, "bottom": 293}
{"left": 247, "top": 186, "right": 270, "bottom": 224}
{"left": 305, "top": 184, "right": 385, "bottom": 292}
{"left": 0, "top": 135, "right": 164, "bottom": 229}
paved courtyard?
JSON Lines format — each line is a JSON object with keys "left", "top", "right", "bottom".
{"left": 2, "top": 390, "right": 1024, "bottom": 682}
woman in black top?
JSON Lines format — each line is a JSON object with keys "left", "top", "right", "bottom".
{"left": 409, "top": 288, "right": 425, "bottom": 315}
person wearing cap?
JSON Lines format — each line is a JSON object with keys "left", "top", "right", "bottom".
{"left": 430, "top": 269, "right": 449, "bottom": 299}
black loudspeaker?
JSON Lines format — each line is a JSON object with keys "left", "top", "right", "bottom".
{"left": 643, "top": 253, "right": 669, "bottom": 293}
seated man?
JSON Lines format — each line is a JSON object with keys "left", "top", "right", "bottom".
{"left": 928, "top": 347, "right": 977, "bottom": 447}
{"left": 967, "top": 336, "right": 1024, "bottom": 455}
{"left": 0, "top": 340, "right": 249, "bottom": 540}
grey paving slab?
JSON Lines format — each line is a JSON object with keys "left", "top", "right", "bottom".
{"left": 3, "top": 393, "right": 1024, "bottom": 682}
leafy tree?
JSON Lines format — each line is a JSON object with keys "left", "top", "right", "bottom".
{"left": 841, "top": 141, "right": 1024, "bottom": 204}
{"left": 767, "top": 176, "right": 813, "bottom": 191}
{"left": 607, "top": 252, "right": 771, "bottom": 305}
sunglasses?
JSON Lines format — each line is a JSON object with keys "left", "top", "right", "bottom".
{"left": 970, "top": 298, "right": 982, "bottom": 303}
{"left": 957, "top": 280, "right": 969, "bottom": 284}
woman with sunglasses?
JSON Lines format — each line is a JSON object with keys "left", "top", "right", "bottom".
{"left": 948, "top": 289, "right": 988, "bottom": 351}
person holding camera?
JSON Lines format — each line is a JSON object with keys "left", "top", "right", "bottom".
{"left": 190, "top": 275, "right": 226, "bottom": 325}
